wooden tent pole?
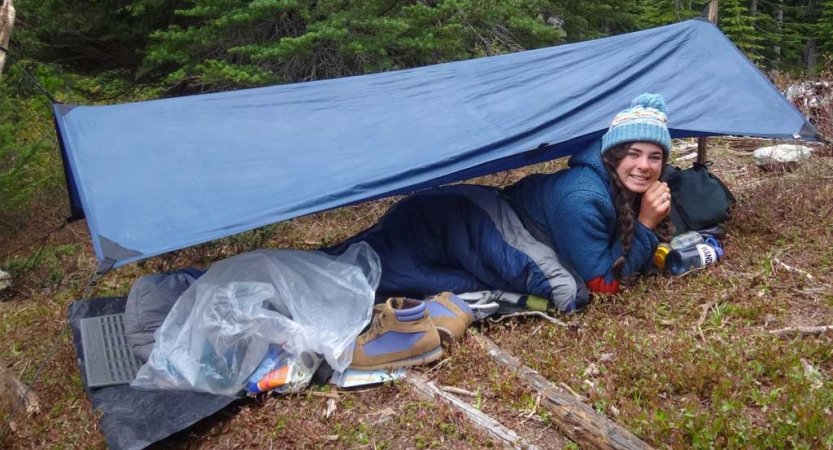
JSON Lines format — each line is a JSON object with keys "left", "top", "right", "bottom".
{"left": 697, "top": 0, "right": 718, "bottom": 164}
{"left": 0, "top": 0, "right": 15, "bottom": 82}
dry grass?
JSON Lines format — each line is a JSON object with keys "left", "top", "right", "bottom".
{"left": 1, "top": 137, "right": 832, "bottom": 449}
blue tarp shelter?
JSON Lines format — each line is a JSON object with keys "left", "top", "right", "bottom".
{"left": 53, "top": 18, "right": 818, "bottom": 270}
{"left": 56, "top": 18, "right": 822, "bottom": 450}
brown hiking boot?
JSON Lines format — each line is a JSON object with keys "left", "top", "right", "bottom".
{"left": 424, "top": 292, "right": 474, "bottom": 345}
{"left": 349, "top": 298, "right": 442, "bottom": 370}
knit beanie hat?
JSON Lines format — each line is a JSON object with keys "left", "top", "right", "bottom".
{"left": 600, "top": 93, "right": 672, "bottom": 155}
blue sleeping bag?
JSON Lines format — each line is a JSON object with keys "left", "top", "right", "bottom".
{"left": 330, "top": 185, "right": 587, "bottom": 312}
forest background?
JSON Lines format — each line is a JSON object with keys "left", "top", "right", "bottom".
{"left": 1, "top": 0, "right": 833, "bottom": 221}
{"left": 1, "top": 1, "right": 832, "bottom": 449}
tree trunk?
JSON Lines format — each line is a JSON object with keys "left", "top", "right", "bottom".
{"left": 699, "top": 0, "right": 718, "bottom": 165}
{"left": 806, "top": 0, "right": 817, "bottom": 73}
{"left": 804, "top": 0, "right": 818, "bottom": 74}
{"left": 0, "top": 0, "right": 15, "bottom": 82}
{"left": 0, "top": 0, "right": 13, "bottom": 79}
{"left": 774, "top": 0, "right": 783, "bottom": 64}
{"left": 749, "top": 0, "right": 757, "bottom": 16}
{"left": 805, "top": 38, "right": 818, "bottom": 72}
{"left": 708, "top": 0, "right": 719, "bottom": 24}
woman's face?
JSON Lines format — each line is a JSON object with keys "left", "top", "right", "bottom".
{"left": 615, "top": 142, "right": 665, "bottom": 194}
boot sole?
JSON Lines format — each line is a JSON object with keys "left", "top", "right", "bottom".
{"left": 349, "top": 346, "right": 443, "bottom": 371}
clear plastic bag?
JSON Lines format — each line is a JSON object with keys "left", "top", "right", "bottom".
{"left": 131, "top": 242, "right": 380, "bottom": 397}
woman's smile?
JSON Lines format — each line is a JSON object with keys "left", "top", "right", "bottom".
{"left": 616, "top": 142, "right": 664, "bottom": 194}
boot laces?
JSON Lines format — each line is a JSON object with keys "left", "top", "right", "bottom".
{"left": 367, "top": 305, "right": 386, "bottom": 337}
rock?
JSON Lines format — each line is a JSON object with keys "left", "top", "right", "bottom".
{"left": 753, "top": 144, "right": 814, "bottom": 169}
{"left": 801, "top": 358, "right": 824, "bottom": 391}
{"left": 582, "top": 363, "right": 600, "bottom": 377}
{"left": 0, "top": 269, "right": 10, "bottom": 291}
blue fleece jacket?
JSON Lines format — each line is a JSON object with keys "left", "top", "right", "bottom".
{"left": 504, "top": 140, "right": 659, "bottom": 287}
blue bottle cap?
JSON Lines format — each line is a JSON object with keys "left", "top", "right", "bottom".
{"left": 705, "top": 238, "right": 724, "bottom": 259}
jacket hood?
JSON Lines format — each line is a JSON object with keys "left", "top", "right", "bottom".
{"left": 568, "top": 139, "right": 610, "bottom": 185}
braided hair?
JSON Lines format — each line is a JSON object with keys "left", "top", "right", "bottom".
{"left": 601, "top": 143, "right": 675, "bottom": 281}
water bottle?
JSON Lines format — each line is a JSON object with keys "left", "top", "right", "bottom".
{"left": 669, "top": 231, "right": 705, "bottom": 249}
{"left": 666, "top": 238, "right": 724, "bottom": 276}
{"left": 654, "top": 231, "right": 707, "bottom": 269}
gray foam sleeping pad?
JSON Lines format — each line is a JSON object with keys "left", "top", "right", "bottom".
{"left": 124, "top": 268, "right": 204, "bottom": 363}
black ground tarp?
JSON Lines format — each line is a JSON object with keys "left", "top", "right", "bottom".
{"left": 69, "top": 297, "right": 236, "bottom": 450}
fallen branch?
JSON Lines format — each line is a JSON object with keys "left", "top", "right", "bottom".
{"left": 673, "top": 152, "right": 698, "bottom": 161}
{"left": 406, "top": 373, "right": 539, "bottom": 450}
{"left": 672, "top": 143, "right": 698, "bottom": 154}
{"left": 559, "top": 382, "right": 583, "bottom": 399}
{"left": 324, "top": 398, "right": 336, "bottom": 418}
{"left": 439, "top": 385, "right": 478, "bottom": 398}
{"left": 520, "top": 394, "right": 542, "bottom": 422}
{"left": 724, "top": 148, "right": 757, "bottom": 157}
{"left": 695, "top": 299, "right": 718, "bottom": 341}
{"left": 474, "top": 335, "right": 653, "bottom": 450}
{"left": 769, "top": 325, "right": 833, "bottom": 338}
{"left": 307, "top": 391, "right": 341, "bottom": 400}
{"left": 491, "top": 311, "right": 568, "bottom": 327}
{"left": 693, "top": 291, "right": 735, "bottom": 341}
{"left": 720, "top": 136, "right": 827, "bottom": 148}
{"left": 773, "top": 258, "right": 815, "bottom": 280}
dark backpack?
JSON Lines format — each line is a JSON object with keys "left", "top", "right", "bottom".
{"left": 663, "top": 162, "right": 736, "bottom": 234}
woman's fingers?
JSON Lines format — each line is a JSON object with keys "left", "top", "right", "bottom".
{"left": 650, "top": 182, "right": 671, "bottom": 215}
{"left": 638, "top": 181, "right": 672, "bottom": 229}
{"left": 658, "top": 194, "right": 671, "bottom": 214}
{"left": 646, "top": 181, "right": 669, "bottom": 200}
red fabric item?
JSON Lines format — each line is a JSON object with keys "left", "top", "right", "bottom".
{"left": 586, "top": 276, "right": 619, "bottom": 294}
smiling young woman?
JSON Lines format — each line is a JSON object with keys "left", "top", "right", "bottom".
{"left": 333, "top": 94, "right": 677, "bottom": 312}
{"left": 506, "top": 93, "right": 676, "bottom": 294}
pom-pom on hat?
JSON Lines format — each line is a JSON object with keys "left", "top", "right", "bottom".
{"left": 601, "top": 93, "right": 672, "bottom": 155}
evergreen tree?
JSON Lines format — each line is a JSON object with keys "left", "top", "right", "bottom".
{"left": 0, "top": 64, "right": 68, "bottom": 216}
{"left": 720, "top": 0, "right": 765, "bottom": 61}
{"left": 637, "top": 0, "right": 702, "bottom": 28}
{"left": 11, "top": 0, "right": 186, "bottom": 74}
{"left": 818, "top": 0, "right": 833, "bottom": 57}
{"left": 142, "top": 0, "right": 565, "bottom": 93}
{"left": 547, "top": 0, "right": 644, "bottom": 42}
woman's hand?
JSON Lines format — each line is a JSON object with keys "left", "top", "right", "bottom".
{"left": 637, "top": 181, "right": 671, "bottom": 229}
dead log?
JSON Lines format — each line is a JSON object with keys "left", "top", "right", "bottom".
{"left": 474, "top": 335, "right": 653, "bottom": 450}
{"left": 406, "top": 372, "right": 539, "bottom": 450}
{"left": 769, "top": 325, "right": 833, "bottom": 338}
{"left": 0, "top": 0, "right": 15, "bottom": 80}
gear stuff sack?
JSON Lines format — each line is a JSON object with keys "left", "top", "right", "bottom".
{"left": 131, "top": 242, "right": 381, "bottom": 397}
{"left": 665, "top": 162, "right": 737, "bottom": 234}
